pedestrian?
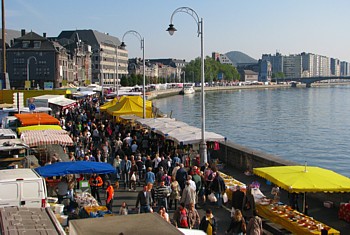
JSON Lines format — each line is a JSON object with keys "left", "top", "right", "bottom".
{"left": 176, "top": 163, "right": 188, "bottom": 192}
{"left": 155, "top": 180, "right": 171, "bottom": 211}
{"left": 246, "top": 211, "right": 263, "bottom": 235}
{"left": 225, "top": 209, "right": 246, "bottom": 235}
{"left": 113, "top": 155, "right": 121, "bottom": 181}
{"left": 187, "top": 202, "right": 200, "bottom": 229}
{"left": 158, "top": 206, "right": 170, "bottom": 223}
{"left": 145, "top": 167, "right": 155, "bottom": 185}
{"left": 56, "top": 177, "right": 68, "bottom": 204}
{"left": 129, "top": 160, "right": 138, "bottom": 191}
{"left": 88, "top": 173, "right": 103, "bottom": 204}
{"left": 180, "top": 181, "right": 196, "bottom": 208}
{"left": 120, "top": 156, "right": 131, "bottom": 190}
{"left": 231, "top": 186, "right": 245, "bottom": 216}
{"left": 136, "top": 185, "right": 153, "bottom": 213}
{"left": 199, "top": 209, "right": 217, "bottom": 235}
{"left": 169, "top": 176, "right": 181, "bottom": 210}
{"left": 210, "top": 171, "right": 226, "bottom": 208}
{"left": 242, "top": 186, "right": 256, "bottom": 222}
{"left": 173, "top": 203, "right": 189, "bottom": 229}
{"left": 119, "top": 202, "right": 128, "bottom": 215}
{"left": 105, "top": 180, "right": 114, "bottom": 212}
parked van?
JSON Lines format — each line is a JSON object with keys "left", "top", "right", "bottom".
{"left": 0, "top": 169, "right": 47, "bottom": 208}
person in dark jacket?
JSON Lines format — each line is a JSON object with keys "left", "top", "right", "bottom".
{"left": 199, "top": 209, "right": 217, "bottom": 235}
{"left": 231, "top": 185, "right": 245, "bottom": 213}
{"left": 176, "top": 163, "right": 188, "bottom": 191}
{"left": 136, "top": 185, "right": 153, "bottom": 213}
{"left": 210, "top": 171, "right": 226, "bottom": 208}
{"left": 225, "top": 209, "right": 246, "bottom": 235}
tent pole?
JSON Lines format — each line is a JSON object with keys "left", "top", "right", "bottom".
{"left": 303, "top": 192, "right": 306, "bottom": 214}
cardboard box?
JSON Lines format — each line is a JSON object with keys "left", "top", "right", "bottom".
{"left": 323, "top": 201, "right": 333, "bottom": 208}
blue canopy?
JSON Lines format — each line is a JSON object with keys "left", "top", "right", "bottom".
{"left": 35, "top": 161, "right": 116, "bottom": 177}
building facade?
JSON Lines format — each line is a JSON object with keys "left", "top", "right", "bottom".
{"left": 7, "top": 30, "right": 62, "bottom": 89}
{"left": 57, "top": 30, "right": 128, "bottom": 89}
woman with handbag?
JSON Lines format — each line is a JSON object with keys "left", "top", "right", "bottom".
{"left": 225, "top": 209, "right": 246, "bottom": 235}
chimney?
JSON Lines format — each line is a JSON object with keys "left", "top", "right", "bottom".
{"left": 21, "top": 29, "right": 26, "bottom": 36}
{"left": 43, "top": 32, "right": 46, "bottom": 38}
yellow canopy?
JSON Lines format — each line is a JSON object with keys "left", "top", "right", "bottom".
{"left": 106, "top": 96, "right": 153, "bottom": 118}
{"left": 17, "top": 125, "right": 62, "bottom": 135}
{"left": 100, "top": 97, "right": 120, "bottom": 112}
{"left": 253, "top": 165, "right": 350, "bottom": 193}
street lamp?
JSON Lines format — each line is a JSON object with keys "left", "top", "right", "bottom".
{"left": 120, "top": 30, "right": 146, "bottom": 119}
{"left": 102, "top": 40, "right": 119, "bottom": 96}
{"left": 27, "top": 56, "right": 37, "bottom": 90}
{"left": 167, "top": 7, "right": 207, "bottom": 164}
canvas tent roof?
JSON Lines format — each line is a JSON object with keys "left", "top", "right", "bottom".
{"left": 14, "top": 113, "right": 60, "bottom": 126}
{"left": 105, "top": 96, "right": 153, "bottom": 118}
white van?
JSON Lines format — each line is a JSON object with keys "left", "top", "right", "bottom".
{"left": 0, "top": 169, "right": 47, "bottom": 208}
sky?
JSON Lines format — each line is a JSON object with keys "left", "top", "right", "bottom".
{"left": 4, "top": 0, "right": 350, "bottom": 62}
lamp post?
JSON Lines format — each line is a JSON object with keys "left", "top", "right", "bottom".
{"left": 26, "top": 56, "right": 37, "bottom": 90}
{"left": 167, "top": 7, "right": 207, "bottom": 164}
{"left": 120, "top": 30, "right": 146, "bottom": 119}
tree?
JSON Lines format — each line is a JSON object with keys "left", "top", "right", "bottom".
{"left": 272, "top": 72, "right": 285, "bottom": 78}
{"left": 184, "top": 57, "right": 239, "bottom": 83}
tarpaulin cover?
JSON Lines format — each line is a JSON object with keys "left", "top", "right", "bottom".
{"left": 20, "top": 129, "right": 73, "bottom": 147}
{"left": 14, "top": 113, "right": 60, "bottom": 126}
{"left": 17, "top": 125, "right": 62, "bottom": 135}
{"left": 105, "top": 96, "right": 153, "bottom": 118}
{"left": 35, "top": 161, "right": 116, "bottom": 177}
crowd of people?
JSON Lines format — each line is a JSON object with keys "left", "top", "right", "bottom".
{"left": 47, "top": 95, "right": 263, "bottom": 235}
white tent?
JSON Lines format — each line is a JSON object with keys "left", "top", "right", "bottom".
{"left": 135, "top": 118, "right": 225, "bottom": 145}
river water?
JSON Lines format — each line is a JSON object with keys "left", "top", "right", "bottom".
{"left": 152, "top": 85, "right": 350, "bottom": 177}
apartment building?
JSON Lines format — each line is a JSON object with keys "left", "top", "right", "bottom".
{"left": 57, "top": 30, "right": 128, "bottom": 88}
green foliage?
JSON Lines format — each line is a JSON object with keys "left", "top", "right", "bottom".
{"left": 272, "top": 72, "right": 285, "bottom": 78}
{"left": 184, "top": 57, "right": 239, "bottom": 83}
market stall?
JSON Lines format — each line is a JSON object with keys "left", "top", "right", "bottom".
{"left": 338, "top": 203, "right": 350, "bottom": 223}
{"left": 253, "top": 165, "right": 350, "bottom": 234}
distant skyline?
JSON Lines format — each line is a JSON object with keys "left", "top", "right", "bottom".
{"left": 4, "top": 0, "right": 350, "bottom": 62}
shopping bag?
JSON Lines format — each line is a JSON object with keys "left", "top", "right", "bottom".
{"left": 130, "top": 173, "right": 136, "bottom": 181}
{"left": 223, "top": 192, "right": 228, "bottom": 203}
{"left": 208, "top": 192, "right": 217, "bottom": 202}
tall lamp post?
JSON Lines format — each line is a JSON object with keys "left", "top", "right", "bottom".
{"left": 27, "top": 56, "right": 37, "bottom": 90}
{"left": 166, "top": 7, "right": 207, "bottom": 164}
{"left": 120, "top": 30, "right": 146, "bottom": 119}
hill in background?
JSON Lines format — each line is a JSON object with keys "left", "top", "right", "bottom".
{"left": 225, "top": 51, "right": 258, "bottom": 66}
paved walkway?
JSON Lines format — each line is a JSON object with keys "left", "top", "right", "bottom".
{"left": 99, "top": 164, "right": 350, "bottom": 234}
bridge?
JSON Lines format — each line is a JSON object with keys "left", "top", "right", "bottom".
{"left": 276, "top": 76, "right": 350, "bottom": 88}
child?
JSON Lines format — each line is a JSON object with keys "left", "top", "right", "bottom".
{"left": 119, "top": 202, "right": 128, "bottom": 215}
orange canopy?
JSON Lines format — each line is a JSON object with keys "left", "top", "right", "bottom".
{"left": 14, "top": 113, "right": 60, "bottom": 126}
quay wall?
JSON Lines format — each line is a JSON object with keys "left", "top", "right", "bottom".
{"left": 211, "top": 140, "right": 350, "bottom": 207}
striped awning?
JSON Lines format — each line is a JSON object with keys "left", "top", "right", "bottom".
{"left": 20, "top": 130, "right": 73, "bottom": 147}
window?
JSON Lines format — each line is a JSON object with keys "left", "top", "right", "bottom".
{"left": 22, "top": 41, "right": 30, "bottom": 48}
{"left": 33, "top": 41, "right": 41, "bottom": 48}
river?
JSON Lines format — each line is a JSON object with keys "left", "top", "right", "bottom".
{"left": 152, "top": 85, "right": 350, "bottom": 177}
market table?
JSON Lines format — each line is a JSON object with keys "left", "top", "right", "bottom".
{"left": 256, "top": 204, "right": 340, "bottom": 235}
{"left": 219, "top": 171, "right": 246, "bottom": 200}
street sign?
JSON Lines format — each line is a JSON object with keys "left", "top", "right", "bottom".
{"left": 25, "top": 81, "right": 31, "bottom": 89}
{"left": 218, "top": 72, "right": 224, "bottom": 80}
{"left": 29, "top": 103, "right": 36, "bottom": 111}
{"left": 44, "top": 82, "right": 53, "bottom": 90}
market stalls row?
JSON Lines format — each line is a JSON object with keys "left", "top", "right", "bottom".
{"left": 135, "top": 117, "right": 226, "bottom": 145}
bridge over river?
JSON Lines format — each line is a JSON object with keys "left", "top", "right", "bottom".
{"left": 277, "top": 76, "right": 350, "bottom": 87}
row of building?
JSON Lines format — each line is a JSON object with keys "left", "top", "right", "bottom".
{"left": 213, "top": 52, "right": 350, "bottom": 83}
{"left": 0, "top": 29, "right": 187, "bottom": 90}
